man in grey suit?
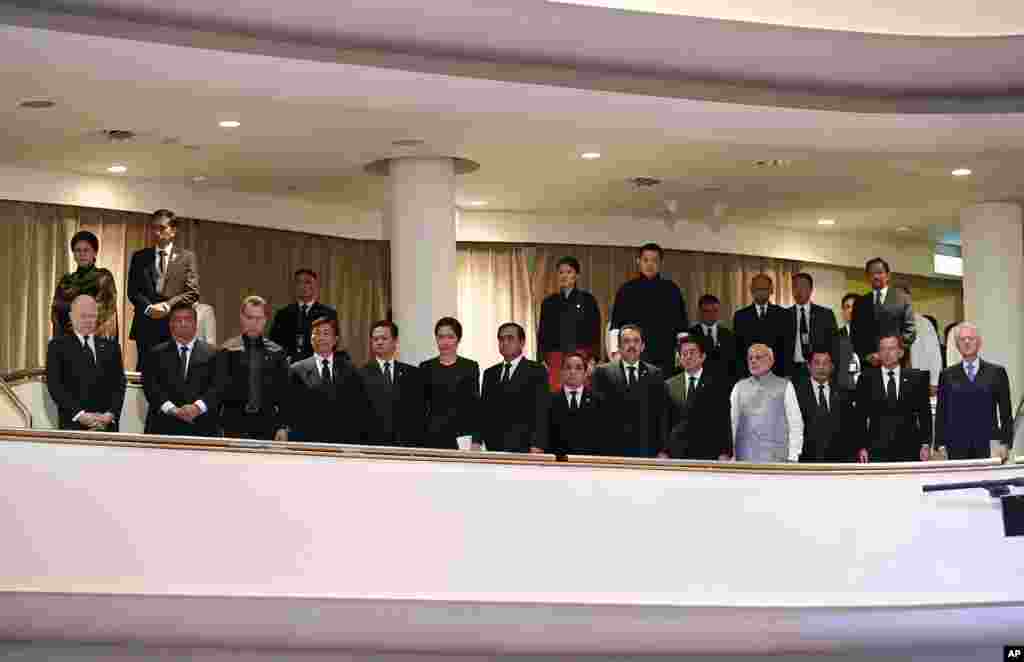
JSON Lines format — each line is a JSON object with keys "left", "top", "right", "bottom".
{"left": 851, "top": 257, "right": 915, "bottom": 370}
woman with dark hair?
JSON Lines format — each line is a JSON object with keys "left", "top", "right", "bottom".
{"left": 51, "top": 230, "right": 119, "bottom": 338}
{"left": 537, "top": 255, "right": 601, "bottom": 391}
{"left": 419, "top": 316, "right": 480, "bottom": 449}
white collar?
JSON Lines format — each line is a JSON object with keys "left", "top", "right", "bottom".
{"left": 176, "top": 338, "right": 197, "bottom": 352}
{"left": 874, "top": 286, "right": 889, "bottom": 300}
{"left": 883, "top": 364, "right": 900, "bottom": 378}
{"left": 812, "top": 378, "right": 830, "bottom": 389}
{"left": 74, "top": 331, "right": 94, "bottom": 344}
{"left": 157, "top": 242, "right": 173, "bottom": 256}
{"left": 963, "top": 357, "right": 980, "bottom": 371}
{"left": 298, "top": 300, "right": 317, "bottom": 308}
{"left": 503, "top": 354, "right": 525, "bottom": 370}
{"left": 377, "top": 356, "right": 396, "bottom": 370}
{"left": 684, "top": 368, "right": 703, "bottom": 381}
{"left": 702, "top": 322, "right": 717, "bottom": 331}
{"left": 622, "top": 359, "right": 641, "bottom": 370}
{"left": 564, "top": 385, "right": 584, "bottom": 395}
{"left": 316, "top": 352, "right": 334, "bottom": 364}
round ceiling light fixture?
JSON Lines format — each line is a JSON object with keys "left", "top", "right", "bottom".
{"left": 218, "top": 120, "right": 241, "bottom": 128}
{"left": 191, "top": 175, "right": 208, "bottom": 183}
{"left": 951, "top": 168, "right": 972, "bottom": 177}
{"left": 464, "top": 200, "right": 489, "bottom": 207}
{"left": 817, "top": 218, "right": 836, "bottom": 226}
{"left": 580, "top": 152, "right": 602, "bottom": 160}
{"left": 107, "top": 165, "right": 127, "bottom": 174}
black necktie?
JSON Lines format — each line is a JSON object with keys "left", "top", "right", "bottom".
{"left": 179, "top": 345, "right": 189, "bottom": 381}
{"left": 841, "top": 326, "right": 849, "bottom": 338}
{"left": 301, "top": 304, "right": 309, "bottom": 322}
{"left": 875, "top": 291, "right": 882, "bottom": 307}
{"left": 502, "top": 362, "right": 511, "bottom": 383}
{"left": 799, "top": 307, "right": 809, "bottom": 349}
{"left": 627, "top": 366, "right": 637, "bottom": 386}
{"left": 321, "top": 359, "right": 332, "bottom": 385}
{"left": 158, "top": 250, "right": 167, "bottom": 276}
{"left": 886, "top": 370, "right": 898, "bottom": 407}
{"left": 818, "top": 383, "right": 828, "bottom": 412}
{"left": 82, "top": 335, "right": 96, "bottom": 366}
{"left": 687, "top": 376, "right": 697, "bottom": 401}
{"left": 570, "top": 390, "right": 579, "bottom": 411}
{"left": 757, "top": 306, "right": 763, "bottom": 320}
{"left": 383, "top": 361, "right": 393, "bottom": 385}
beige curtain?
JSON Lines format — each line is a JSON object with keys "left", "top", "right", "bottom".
{"left": 456, "top": 244, "right": 538, "bottom": 370}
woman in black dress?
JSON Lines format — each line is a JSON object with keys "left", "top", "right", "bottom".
{"left": 419, "top": 317, "right": 480, "bottom": 449}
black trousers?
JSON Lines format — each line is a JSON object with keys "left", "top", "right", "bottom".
{"left": 947, "top": 440, "right": 993, "bottom": 460}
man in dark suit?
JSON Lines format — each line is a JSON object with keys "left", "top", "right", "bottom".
{"left": 286, "top": 316, "right": 368, "bottom": 443}
{"left": 359, "top": 320, "right": 426, "bottom": 446}
{"left": 934, "top": 323, "right": 1014, "bottom": 460}
{"left": 216, "top": 295, "right": 290, "bottom": 441}
{"left": 268, "top": 268, "right": 339, "bottom": 363}
{"left": 479, "top": 322, "right": 550, "bottom": 453}
{"left": 127, "top": 209, "right": 200, "bottom": 375}
{"left": 733, "top": 273, "right": 785, "bottom": 378}
{"left": 851, "top": 257, "right": 915, "bottom": 370}
{"left": 689, "top": 294, "right": 738, "bottom": 384}
{"left": 660, "top": 334, "right": 732, "bottom": 460}
{"left": 142, "top": 302, "right": 221, "bottom": 437}
{"left": 834, "top": 293, "right": 862, "bottom": 394}
{"left": 46, "top": 294, "right": 126, "bottom": 431}
{"left": 855, "top": 335, "right": 932, "bottom": 463}
{"left": 782, "top": 273, "right": 838, "bottom": 381}
{"left": 591, "top": 324, "right": 665, "bottom": 457}
{"left": 548, "top": 352, "right": 602, "bottom": 459}
{"left": 795, "top": 350, "right": 855, "bottom": 462}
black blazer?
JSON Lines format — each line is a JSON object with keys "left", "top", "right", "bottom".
{"left": 268, "top": 302, "right": 339, "bottom": 363}
{"left": 851, "top": 288, "right": 916, "bottom": 363}
{"left": 781, "top": 303, "right": 839, "bottom": 375}
{"left": 854, "top": 367, "right": 932, "bottom": 461}
{"left": 591, "top": 359, "right": 665, "bottom": 457}
{"left": 46, "top": 334, "right": 126, "bottom": 431}
{"left": 688, "top": 323, "right": 738, "bottom": 383}
{"left": 287, "top": 353, "right": 368, "bottom": 443}
{"left": 142, "top": 338, "right": 221, "bottom": 437}
{"left": 537, "top": 289, "right": 602, "bottom": 355}
{"left": 934, "top": 360, "right": 1013, "bottom": 453}
{"left": 834, "top": 327, "right": 858, "bottom": 392}
{"left": 662, "top": 370, "right": 732, "bottom": 460}
{"left": 795, "top": 378, "right": 854, "bottom": 462}
{"left": 359, "top": 360, "right": 426, "bottom": 447}
{"left": 420, "top": 356, "right": 480, "bottom": 449}
{"left": 215, "top": 336, "right": 290, "bottom": 431}
{"left": 127, "top": 246, "right": 200, "bottom": 347}
{"left": 732, "top": 303, "right": 786, "bottom": 378}
{"left": 480, "top": 358, "right": 551, "bottom": 452}
{"left": 547, "top": 388, "right": 602, "bottom": 457}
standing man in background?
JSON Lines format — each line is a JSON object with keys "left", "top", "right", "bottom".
{"left": 269, "top": 268, "right": 338, "bottom": 364}
{"left": 898, "top": 286, "right": 942, "bottom": 397}
{"left": 782, "top": 273, "right": 838, "bottom": 381}
{"left": 835, "top": 293, "right": 861, "bottom": 394}
{"left": 851, "top": 258, "right": 915, "bottom": 369}
{"left": 688, "top": 294, "right": 738, "bottom": 384}
{"left": 608, "top": 243, "right": 688, "bottom": 377}
{"left": 733, "top": 274, "right": 785, "bottom": 378}
{"left": 537, "top": 256, "right": 601, "bottom": 391}
{"left": 127, "top": 209, "right": 200, "bottom": 375}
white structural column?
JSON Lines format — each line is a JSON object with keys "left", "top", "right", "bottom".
{"left": 385, "top": 157, "right": 459, "bottom": 365}
{"left": 959, "top": 202, "right": 1023, "bottom": 453}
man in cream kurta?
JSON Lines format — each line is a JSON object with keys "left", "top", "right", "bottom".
{"left": 730, "top": 343, "right": 804, "bottom": 462}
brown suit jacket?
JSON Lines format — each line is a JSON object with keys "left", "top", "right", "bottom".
{"left": 128, "top": 245, "right": 200, "bottom": 349}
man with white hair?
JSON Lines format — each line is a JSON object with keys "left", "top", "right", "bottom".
{"left": 729, "top": 343, "right": 804, "bottom": 462}
{"left": 46, "top": 294, "right": 126, "bottom": 430}
{"left": 934, "top": 323, "right": 1014, "bottom": 460}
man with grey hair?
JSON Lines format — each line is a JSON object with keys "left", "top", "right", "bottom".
{"left": 934, "top": 323, "right": 1013, "bottom": 460}
{"left": 729, "top": 343, "right": 804, "bottom": 462}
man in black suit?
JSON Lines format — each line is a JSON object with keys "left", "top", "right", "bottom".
{"left": 851, "top": 257, "right": 915, "bottom": 370}
{"left": 834, "top": 292, "right": 862, "bottom": 394}
{"left": 479, "top": 322, "right": 550, "bottom": 453}
{"left": 688, "top": 294, "right": 738, "bottom": 384}
{"left": 935, "top": 323, "right": 1014, "bottom": 460}
{"left": 855, "top": 335, "right": 932, "bottom": 463}
{"left": 142, "top": 302, "right": 221, "bottom": 437}
{"left": 548, "top": 352, "right": 603, "bottom": 459}
{"left": 795, "top": 350, "right": 855, "bottom": 462}
{"left": 269, "top": 268, "right": 339, "bottom": 363}
{"left": 660, "top": 334, "right": 732, "bottom": 460}
{"left": 286, "top": 316, "right": 368, "bottom": 443}
{"left": 216, "top": 295, "right": 290, "bottom": 441}
{"left": 733, "top": 273, "right": 785, "bottom": 378}
{"left": 782, "top": 273, "right": 839, "bottom": 381}
{"left": 359, "top": 320, "right": 426, "bottom": 447}
{"left": 591, "top": 324, "right": 665, "bottom": 457}
{"left": 127, "top": 209, "right": 200, "bottom": 375}
{"left": 46, "top": 294, "right": 126, "bottom": 431}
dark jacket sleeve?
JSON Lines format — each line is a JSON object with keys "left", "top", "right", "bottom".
{"left": 913, "top": 371, "right": 933, "bottom": 447}
{"left": 463, "top": 360, "right": 482, "bottom": 442}
{"left": 995, "top": 366, "right": 1014, "bottom": 445}
{"left": 610, "top": 283, "right": 628, "bottom": 330}
{"left": 109, "top": 341, "right": 127, "bottom": 422}
{"left": 268, "top": 307, "right": 290, "bottom": 351}
{"left": 850, "top": 296, "right": 874, "bottom": 362}
{"left": 934, "top": 369, "right": 950, "bottom": 449}
{"left": 142, "top": 348, "right": 170, "bottom": 413}
{"left": 675, "top": 284, "right": 689, "bottom": 339}
{"left": 45, "top": 339, "right": 81, "bottom": 422}
{"left": 583, "top": 291, "right": 602, "bottom": 350}
{"left": 537, "top": 296, "right": 553, "bottom": 356}
{"left": 718, "top": 380, "right": 734, "bottom": 457}
{"left": 345, "top": 365, "right": 371, "bottom": 443}
{"left": 166, "top": 251, "right": 200, "bottom": 308}
{"left": 531, "top": 363, "right": 551, "bottom": 450}
{"left": 900, "top": 299, "right": 916, "bottom": 349}
{"left": 270, "top": 351, "right": 290, "bottom": 432}
{"left": 126, "top": 251, "right": 154, "bottom": 312}
{"left": 854, "top": 372, "right": 873, "bottom": 454}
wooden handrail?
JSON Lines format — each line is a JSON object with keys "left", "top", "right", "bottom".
{"left": 0, "top": 377, "right": 31, "bottom": 427}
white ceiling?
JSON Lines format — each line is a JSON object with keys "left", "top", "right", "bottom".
{"left": 1, "top": 4, "right": 1024, "bottom": 243}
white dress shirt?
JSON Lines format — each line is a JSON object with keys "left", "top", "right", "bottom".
{"left": 159, "top": 338, "right": 208, "bottom": 416}
{"left": 72, "top": 332, "right": 111, "bottom": 423}
{"left": 812, "top": 379, "right": 831, "bottom": 409}
{"left": 701, "top": 323, "right": 718, "bottom": 346}
{"left": 377, "top": 356, "right": 397, "bottom": 380}
{"left": 683, "top": 368, "right": 703, "bottom": 392}
{"left": 883, "top": 364, "right": 901, "bottom": 399}
{"left": 729, "top": 377, "right": 805, "bottom": 461}
{"left": 622, "top": 359, "right": 641, "bottom": 384}
{"left": 792, "top": 303, "right": 811, "bottom": 364}
{"left": 499, "top": 354, "right": 525, "bottom": 380}
{"left": 962, "top": 358, "right": 980, "bottom": 379}
{"left": 317, "top": 352, "right": 335, "bottom": 381}
{"left": 909, "top": 313, "right": 942, "bottom": 387}
{"left": 873, "top": 286, "right": 889, "bottom": 306}
{"left": 564, "top": 385, "right": 584, "bottom": 407}
{"left": 756, "top": 303, "right": 767, "bottom": 318}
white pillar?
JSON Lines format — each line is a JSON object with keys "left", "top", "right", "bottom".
{"left": 959, "top": 202, "right": 1023, "bottom": 454}
{"left": 386, "top": 157, "right": 458, "bottom": 365}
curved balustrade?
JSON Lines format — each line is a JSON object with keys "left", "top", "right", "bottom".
{"left": 2, "top": 426, "right": 1022, "bottom": 656}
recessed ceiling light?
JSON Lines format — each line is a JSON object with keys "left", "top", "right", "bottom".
{"left": 580, "top": 152, "right": 602, "bottom": 160}
{"left": 19, "top": 99, "right": 56, "bottom": 109}
{"left": 464, "top": 200, "right": 489, "bottom": 207}
{"left": 191, "top": 175, "right": 207, "bottom": 183}
{"left": 817, "top": 218, "right": 836, "bottom": 226}
{"left": 951, "top": 168, "right": 972, "bottom": 177}
{"left": 896, "top": 225, "right": 911, "bottom": 232}
{"left": 218, "top": 120, "right": 241, "bottom": 128}
{"left": 106, "top": 165, "right": 127, "bottom": 174}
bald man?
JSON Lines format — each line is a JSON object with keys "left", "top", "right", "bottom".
{"left": 729, "top": 343, "right": 804, "bottom": 462}
{"left": 46, "top": 294, "right": 127, "bottom": 431}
